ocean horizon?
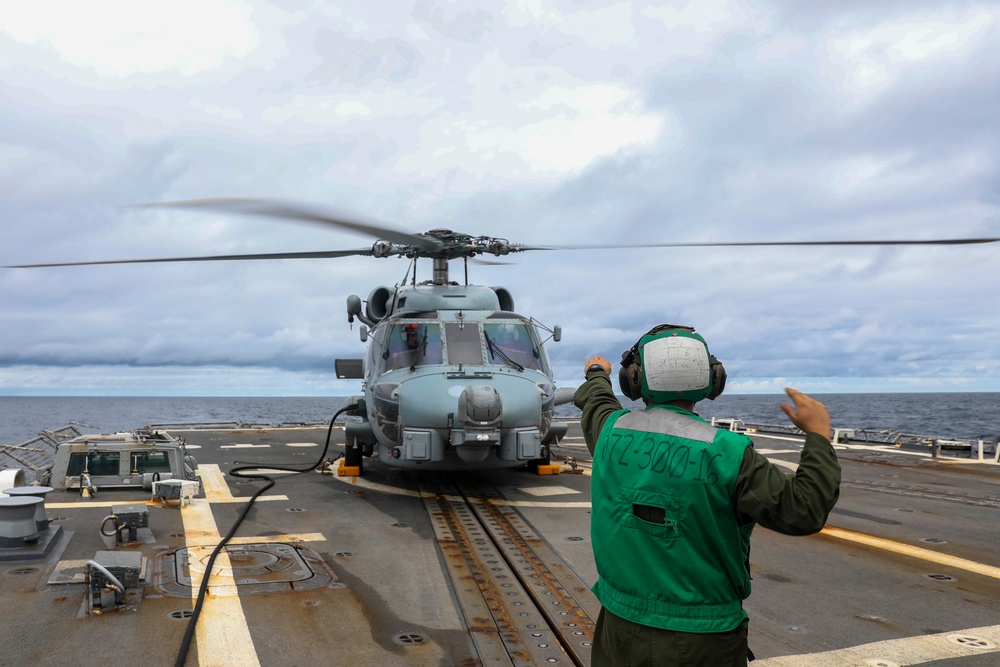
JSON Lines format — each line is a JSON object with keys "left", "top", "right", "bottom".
{"left": 1, "top": 392, "right": 998, "bottom": 447}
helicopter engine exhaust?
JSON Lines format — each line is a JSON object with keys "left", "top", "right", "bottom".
{"left": 453, "top": 385, "right": 502, "bottom": 464}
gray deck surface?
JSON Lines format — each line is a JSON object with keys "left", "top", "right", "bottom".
{"left": 1, "top": 419, "right": 998, "bottom": 666}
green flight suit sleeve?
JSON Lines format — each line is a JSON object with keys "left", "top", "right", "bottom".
{"left": 734, "top": 432, "right": 841, "bottom": 536}
{"left": 572, "top": 371, "right": 622, "bottom": 456}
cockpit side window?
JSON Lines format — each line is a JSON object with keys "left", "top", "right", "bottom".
{"left": 483, "top": 322, "right": 544, "bottom": 371}
{"left": 382, "top": 323, "right": 443, "bottom": 371}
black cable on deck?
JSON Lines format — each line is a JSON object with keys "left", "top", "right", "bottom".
{"left": 174, "top": 404, "right": 354, "bottom": 667}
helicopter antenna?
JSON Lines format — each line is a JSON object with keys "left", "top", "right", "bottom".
{"left": 464, "top": 257, "right": 468, "bottom": 285}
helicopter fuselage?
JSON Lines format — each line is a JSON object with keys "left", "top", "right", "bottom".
{"left": 342, "top": 283, "right": 567, "bottom": 471}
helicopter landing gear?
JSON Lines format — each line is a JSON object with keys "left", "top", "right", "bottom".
{"left": 528, "top": 444, "right": 561, "bottom": 475}
{"left": 339, "top": 434, "right": 363, "bottom": 477}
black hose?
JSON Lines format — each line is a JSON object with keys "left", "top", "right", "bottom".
{"left": 174, "top": 405, "right": 353, "bottom": 667}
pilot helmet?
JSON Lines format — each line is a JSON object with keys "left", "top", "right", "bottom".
{"left": 402, "top": 323, "right": 419, "bottom": 339}
{"left": 618, "top": 324, "right": 726, "bottom": 403}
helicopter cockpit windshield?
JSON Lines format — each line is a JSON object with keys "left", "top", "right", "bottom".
{"left": 483, "top": 322, "right": 544, "bottom": 371}
{"left": 382, "top": 323, "right": 443, "bottom": 371}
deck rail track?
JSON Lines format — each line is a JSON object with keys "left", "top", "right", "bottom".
{"left": 419, "top": 472, "right": 598, "bottom": 666}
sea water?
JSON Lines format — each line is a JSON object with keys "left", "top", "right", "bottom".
{"left": 1, "top": 393, "right": 997, "bottom": 447}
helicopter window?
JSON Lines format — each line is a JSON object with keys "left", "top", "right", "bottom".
{"left": 482, "top": 322, "right": 543, "bottom": 371}
{"left": 382, "top": 323, "right": 442, "bottom": 371}
{"left": 444, "top": 322, "right": 484, "bottom": 366}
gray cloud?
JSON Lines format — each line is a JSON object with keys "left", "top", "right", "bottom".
{"left": 1, "top": 1, "right": 999, "bottom": 395}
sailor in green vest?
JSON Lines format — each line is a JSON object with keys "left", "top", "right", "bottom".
{"left": 574, "top": 324, "right": 841, "bottom": 666}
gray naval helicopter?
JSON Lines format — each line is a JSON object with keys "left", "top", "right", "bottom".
{"left": 9, "top": 198, "right": 1000, "bottom": 475}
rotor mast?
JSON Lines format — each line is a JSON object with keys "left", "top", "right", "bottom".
{"left": 433, "top": 257, "right": 450, "bottom": 285}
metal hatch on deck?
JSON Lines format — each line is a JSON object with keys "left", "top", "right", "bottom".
{"left": 153, "top": 542, "right": 335, "bottom": 597}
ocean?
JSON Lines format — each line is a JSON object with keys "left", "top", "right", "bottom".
{"left": 1, "top": 393, "right": 998, "bottom": 447}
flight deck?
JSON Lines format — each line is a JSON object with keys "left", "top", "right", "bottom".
{"left": 1, "top": 419, "right": 998, "bottom": 666}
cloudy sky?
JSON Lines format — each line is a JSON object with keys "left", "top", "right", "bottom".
{"left": 1, "top": 1, "right": 998, "bottom": 396}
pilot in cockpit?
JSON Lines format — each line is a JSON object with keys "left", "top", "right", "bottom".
{"left": 385, "top": 323, "right": 442, "bottom": 370}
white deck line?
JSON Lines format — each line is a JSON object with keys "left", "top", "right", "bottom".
{"left": 755, "top": 624, "right": 1000, "bottom": 666}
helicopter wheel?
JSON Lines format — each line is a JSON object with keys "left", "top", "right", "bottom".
{"left": 344, "top": 434, "right": 364, "bottom": 474}
{"left": 528, "top": 444, "right": 551, "bottom": 470}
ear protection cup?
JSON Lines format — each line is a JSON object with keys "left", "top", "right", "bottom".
{"left": 706, "top": 354, "right": 727, "bottom": 401}
{"left": 618, "top": 349, "right": 643, "bottom": 400}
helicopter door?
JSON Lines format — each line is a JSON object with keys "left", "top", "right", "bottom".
{"left": 443, "top": 323, "right": 484, "bottom": 365}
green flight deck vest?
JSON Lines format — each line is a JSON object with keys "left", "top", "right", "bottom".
{"left": 591, "top": 404, "right": 755, "bottom": 633}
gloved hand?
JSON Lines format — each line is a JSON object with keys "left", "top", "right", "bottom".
{"left": 584, "top": 355, "right": 612, "bottom": 376}
{"left": 780, "top": 388, "right": 831, "bottom": 437}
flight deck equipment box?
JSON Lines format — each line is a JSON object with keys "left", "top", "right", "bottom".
{"left": 152, "top": 479, "right": 200, "bottom": 506}
{"left": 111, "top": 504, "right": 149, "bottom": 543}
{"left": 89, "top": 550, "right": 144, "bottom": 611}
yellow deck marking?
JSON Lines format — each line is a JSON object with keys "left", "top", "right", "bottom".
{"left": 286, "top": 442, "right": 318, "bottom": 447}
{"left": 220, "top": 444, "right": 270, "bottom": 449}
{"left": 199, "top": 464, "right": 234, "bottom": 500}
{"left": 46, "top": 497, "right": 286, "bottom": 509}
{"left": 185, "top": 533, "right": 327, "bottom": 547}
{"left": 182, "top": 477, "right": 260, "bottom": 667}
{"left": 46, "top": 465, "right": 283, "bottom": 508}
{"left": 197, "top": 495, "right": 288, "bottom": 504}
{"left": 755, "top": 624, "right": 1000, "bottom": 666}
{"left": 821, "top": 526, "right": 1000, "bottom": 580}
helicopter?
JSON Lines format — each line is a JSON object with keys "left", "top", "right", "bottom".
{"left": 8, "top": 197, "right": 1000, "bottom": 475}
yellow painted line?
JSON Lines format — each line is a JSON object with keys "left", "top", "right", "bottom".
{"left": 821, "top": 526, "right": 1000, "bottom": 580}
{"left": 45, "top": 497, "right": 281, "bottom": 509}
{"left": 220, "top": 444, "right": 270, "bottom": 449}
{"left": 182, "top": 496, "right": 260, "bottom": 666}
{"left": 199, "top": 464, "right": 234, "bottom": 500}
{"left": 755, "top": 624, "right": 1000, "bottom": 666}
{"left": 197, "top": 464, "right": 289, "bottom": 501}
{"left": 286, "top": 442, "right": 318, "bottom": 447}
{"left": 185, "top": 533, "right": 327, "bottom": 547}
{"left": 201, "top": 496, "right": 288, "bottom": 504}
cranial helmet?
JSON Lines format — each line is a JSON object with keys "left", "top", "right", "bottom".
{"left": 618, "top": 324, "right": 726, "bottom": 403}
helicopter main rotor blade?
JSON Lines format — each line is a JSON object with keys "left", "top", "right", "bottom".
{"left": 138, "top": 197, "right": 445, "bottom": 251}
{"left": 5, "top": 248, "right": 375, "bottom": 269}
{"left": 514, "top": 237, "right": 1000, "bottom": 251}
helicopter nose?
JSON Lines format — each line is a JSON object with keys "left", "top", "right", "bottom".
{"left": 453, "top": 385, "right": 502, "bottom": 463}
